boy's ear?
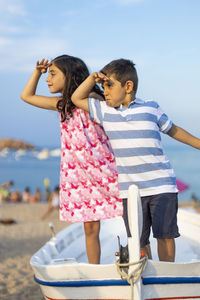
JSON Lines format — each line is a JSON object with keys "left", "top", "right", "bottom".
{"left": 125, "top": 80, "right": 134, "bottom": 94}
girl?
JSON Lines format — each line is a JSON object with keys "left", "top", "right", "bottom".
{"left": 21, "top": 55, "right": 123, "bottom": 264}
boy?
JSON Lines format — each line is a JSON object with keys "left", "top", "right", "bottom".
{"left": 72, "top": 58, "right": 200, "bottom": 262}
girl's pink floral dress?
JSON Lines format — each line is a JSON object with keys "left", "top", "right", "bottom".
{"left": 59, "top": 108, "right": 123, "bottom": 223}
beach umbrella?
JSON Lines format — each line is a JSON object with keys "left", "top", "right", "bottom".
{"left": 176, "top": 178, "right": 189, "bottom": 193}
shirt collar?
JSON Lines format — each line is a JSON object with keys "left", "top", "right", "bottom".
{"left": 128, "top": 98, "right": 144, "bottom": 108}
{"left": 117, "top": 98, "right": 144, "bottom": 110}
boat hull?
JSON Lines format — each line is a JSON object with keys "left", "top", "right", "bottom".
{"left": 30, "top": 207, "right": 200, "bottom": 300}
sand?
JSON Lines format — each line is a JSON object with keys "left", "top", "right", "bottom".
{"left": 0, "top": 203, "right": 69, "bottom": 300}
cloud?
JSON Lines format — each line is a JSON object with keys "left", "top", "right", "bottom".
{"left": 0, "top": 24, "right": 22, "bottom": 33}
{"left": 113, "top": 0, "right": 144, "bottom": 5}
{"left": 0, "top": 0, "right": 27, "bottom": 16}
{"left": 0, "top": 36, "right": 71, "bottom": 72}
{"left": 0, "top": 37, "right": 13, "bottom": 46}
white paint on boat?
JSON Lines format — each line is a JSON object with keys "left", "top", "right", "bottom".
{"left": 30, "top": 185, "right": 200, "bottom": 300}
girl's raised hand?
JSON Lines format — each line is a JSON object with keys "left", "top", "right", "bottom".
{"left": 36, "top": 59, "right": 51, "bottom": 74}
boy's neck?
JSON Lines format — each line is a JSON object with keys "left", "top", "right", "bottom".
{"left": 122, "top": 94, "right": 136, "bottom": 107}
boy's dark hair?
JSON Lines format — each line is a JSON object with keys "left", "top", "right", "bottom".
{"left": 53, "top": 55, "right": 103, "bottom": 122}
{"left": 100, "top": 58, "right": 138, "bottom": 93}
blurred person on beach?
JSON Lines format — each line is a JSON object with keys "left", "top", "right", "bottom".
{"left": 29, "top": 188, "right": 42, "bottom": 203}
{"left": 44, "top": 177, "right": 51, "bottom": 202}
{"left": 0, "top": 181, "right": 14, "bottom": 203}
{"left": 41, "top": 185, "right": 59, "bottom": 220}
{"left": 20, "top": 55, "right": 122, "bottom": 264}
{"left": 10, "top": 190, "right": 21, "bottom": 203}
{"left": 22, "top": 187, "right": 31, "bottom": 203}
{"left": 72, "top": 58, "right": 200, "bottom": 262}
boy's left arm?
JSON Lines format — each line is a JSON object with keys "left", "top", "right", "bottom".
{"left": 167, "top": 124, "right": 200, "bottom": 150}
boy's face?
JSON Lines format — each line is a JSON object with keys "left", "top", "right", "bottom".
{"left": 102, "top": 75, "right": 132, "bottom": 108}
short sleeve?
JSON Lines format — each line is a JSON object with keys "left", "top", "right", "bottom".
{"left": 88, "top": 98, "right": 104, "bottom": 125}
{"left": 157, "top": 105, "right": 173, "bottom": 133}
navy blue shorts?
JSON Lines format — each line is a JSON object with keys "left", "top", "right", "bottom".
{"left": 123, "top": 193, "right": 180, "bottom": 247}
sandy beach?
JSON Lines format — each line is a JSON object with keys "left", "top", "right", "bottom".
{"left": 0, "top": 203, "right": 69, "bottom": 300}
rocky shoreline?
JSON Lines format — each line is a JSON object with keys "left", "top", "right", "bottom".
{"left": 0, "top": 138, "right": 35, "bottom": 150}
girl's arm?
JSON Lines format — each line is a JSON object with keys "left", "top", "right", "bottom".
{"left": 167, "top": 124, "right": 200, "bottom": 149}
{"left": 71, "top": 72, "right": 109, "bottom": 112}
{"left": 20, "top": 59, "right": 58, "bottom": 111}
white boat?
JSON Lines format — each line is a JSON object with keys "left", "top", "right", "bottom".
{"left": 34, "top": 148, "right": 50, "bottom": 160}
{"left": 0, "top": 148, "right": 9, "bottom": 157}
{"left": 30, "top": 185, "right": 200, "bottom": 300}
{"left": 15, "top": 149, "right": 27, "bottom": 159}
{"left": 49, "top": 148, "right": 61, "bottom": 157}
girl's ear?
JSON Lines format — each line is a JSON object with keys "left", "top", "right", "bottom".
{"left": 125, "top": 80, "right": 134, "bottom": 94}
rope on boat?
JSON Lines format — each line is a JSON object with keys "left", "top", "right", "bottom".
{"left": 115, "top": 255, "right": 148, "bottom": 300}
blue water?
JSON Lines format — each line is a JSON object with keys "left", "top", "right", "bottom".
{"left": 0, "top": 142, "right": 200, "bottom": 202}
{"left": 0, "top": 150, "right": 60, "bottom": 201}
{"left": 163, "top": 142, "right": 200, "bottom": 201}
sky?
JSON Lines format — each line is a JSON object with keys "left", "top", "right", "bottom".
{"left": 0, "top": 0, "right": 200, "bottom": 148}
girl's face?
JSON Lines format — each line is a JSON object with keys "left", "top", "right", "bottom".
{"left": 46, "top": 63, "right": 65, "bottom": 94}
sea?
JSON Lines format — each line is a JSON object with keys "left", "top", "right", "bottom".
{"left": 0, "top": 141, "right": 200, "bottom": 202}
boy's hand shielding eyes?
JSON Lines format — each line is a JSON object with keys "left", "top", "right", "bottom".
{"left": 93, "top": 72, "right": 113, "bottom": 85}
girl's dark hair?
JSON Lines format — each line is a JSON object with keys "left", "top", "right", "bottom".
{"left": 52, "top": 55, "right": 103, "bottom": 122}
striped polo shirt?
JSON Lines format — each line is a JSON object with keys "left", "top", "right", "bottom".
{"left": 88, "top": 97, "right": 178, "bottom": 198}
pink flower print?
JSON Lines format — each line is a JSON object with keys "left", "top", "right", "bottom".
{"left": 60, "top": 185, "right": 67, "bottom": 193}
{"left": 79, "top": 176, "right": 89, "bottom": 188}
{"left": 75, "top": 156, "right": 89, "bottom": 170}
{"left": 59, "top": 108, "right": 122, "bottom": 223}
{"left": 107, "top": 176, "right": 117, "bottom": 184}
{"left": 71, "top": 118, "right": 81, "bottom": 130}
{"left": 64, "top": 141, "right": 72, "bottom": 150}
{"left": 79, "top": 110, "right": 90, "bottom": 127}
{"left": 83, "top": 200, "right": 92, "bottom": 209}
{"left": 88, "top": 168, "right": 103, "bottom": 185}
{"left": 106, "top": 186, "right": 110, "bottom": 192}
{"left": 68, "top": 161, "right": 76, "bottom": 169}
{"left": 82, "top": 189, "right": 92, "bottom": 200}
{"left": 75, "top": 143, "right": 84, "bottom": 151}
{"left": 90, "top": 139, "right": 98, "bottom": 148}
{"left": 70, "top": 133, "right": 87, "bottom": 151}
{"left": 62, "top": 152, "right": 73, "bottom": 165}
{"left": 105, "top": 182, "right": 119, "bottom": 196}
{"left": 78, "top": 151, "right": 97, "bottom": 168}
{"left": 70, "top": 182, "right": 79, "bottom": 189}
{"left": 95, "top": 199, "right": 104, "bottom": 206}
{"left": 95, "top": 144, "right": 108, "bottom": 159}
{"left": 74, "top": 203, "right": 82, "bottom": 209}
{"left": 98, "top": 158, "right": 106, "bottom": 167}
{"left": 100, "top": 165, "right": 117, "bottom": 178}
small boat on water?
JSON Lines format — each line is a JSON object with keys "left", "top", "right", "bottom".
{"left": 34, "top": 148, "right": 50, "bottom": 160}
{"left": 15, "top": 149, "right": 27, "bottom": 160}
{"left": 49, "top": 148, "right": 61, "bottom": 157}
{"left": 0, "top": 148, "right": 9, "bottom": 157}
{"left": 30, "top": 185, "right": 200, "bottom": 300}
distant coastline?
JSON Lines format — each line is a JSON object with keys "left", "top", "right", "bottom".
{"left": 0, "top": 138, "right": 35, "bottom": 150}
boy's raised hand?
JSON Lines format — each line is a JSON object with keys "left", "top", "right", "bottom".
{"left": 36, "top": 59, "right": 51, "bottom": 74}
{"left": 93, "top": 72, "right": 111, "bottom": 85}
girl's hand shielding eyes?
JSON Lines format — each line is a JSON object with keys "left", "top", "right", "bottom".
{"left": 36, "top": 59, "right": 51, "bottom": 74}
